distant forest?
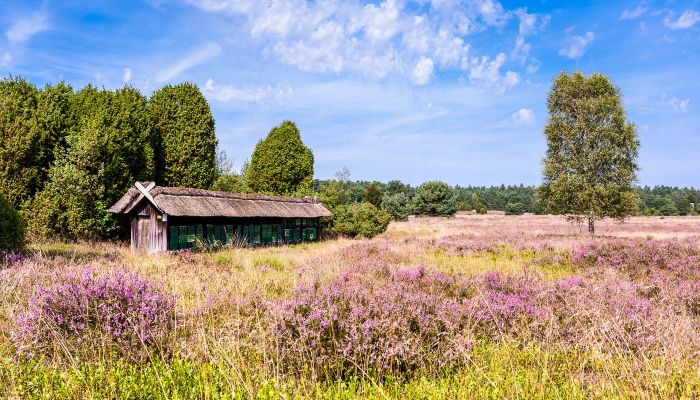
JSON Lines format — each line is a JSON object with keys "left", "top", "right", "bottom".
{"left": 313, "top": 179, "right": 700, "bottom": 216}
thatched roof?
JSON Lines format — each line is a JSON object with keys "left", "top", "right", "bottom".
{"left": 108, "top": 183, "right": 332, "bottom": 218}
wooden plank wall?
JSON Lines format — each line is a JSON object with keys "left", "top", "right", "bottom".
{"left": 132, "top": 204, "right": 168, "bottom": 253}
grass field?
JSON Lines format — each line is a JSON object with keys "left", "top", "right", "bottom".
{"left": 1, "top": 214, "right": 699, "bottom": 399}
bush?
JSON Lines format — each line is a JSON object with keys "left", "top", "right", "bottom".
{"left": 412, "top": 181, "right": 458, "bottom": 217}
{"left": 330, "top": 202, "right": 391, "bottom": 238}
{"left": 14, "top": 268, "right": 176, "bottom": 360}
{"left": 505, "top": 202, "right": 524, "bottom": 215}
{"left": 476, "top": 203, "right": 487, "bottom": 214}
{"left": 381, "top": 192, "right": 411, "bottom": 221}
{"left": 0, "top": 192, "right": 25, "bottom": 252}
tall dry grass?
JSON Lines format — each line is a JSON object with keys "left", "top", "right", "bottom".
{"left": 1, "top": 214, "right": 699, "bottom": 398}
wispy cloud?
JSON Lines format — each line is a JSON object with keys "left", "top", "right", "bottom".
{"left": 662, "top": 94, "right": 690, "bottom": 112}
{"left": 512, "top": 108, "right": 535, "bottom": 125}
{"left": 155, "top": 42, "right": 221, "bottom": 82}
{"left": 664, "top": 9, "right": 700, "bottom": 29}
{"left": 620, "top": 6, "right": 646, "bottom": 20}
{"left": 559, "top": 31, "right": 594, "bottom": 59}
{"left": 202, "top": 78, "right": 292, "bottom": 103}
{"left": 469, "top": 53, "right": 519, "bottom": 93}
{"left": 123, "top": 67, "right": 132, "bottom": 83}
{"left": 6, "top": 12, "right": 49, "bottom": 44}
{"left": 0, "top": 52, "right": 11, "bottom": 68}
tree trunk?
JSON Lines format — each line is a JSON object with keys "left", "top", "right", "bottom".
{"left": 588, "top": 217, "right": 595, "bottom": 235}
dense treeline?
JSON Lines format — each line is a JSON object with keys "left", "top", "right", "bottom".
{"left": 314, "top": 178, "right": 700, "bottom": 217}
{"left": 0, "top": 77, "right": 218, "bottom": 240}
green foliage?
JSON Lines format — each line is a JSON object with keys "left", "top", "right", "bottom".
{"left": 0, "top": 77, "right": 42, "bottom": 207}
{"left": 247, "top": 121, "right": 314, "bottom": 195}
{"left": 330, "top": 202, "right": 391, "bottom": 238}
{"left": 412, "top": 181, "right": 459, "bottom": 217}
{"left": 149, "top": 83, "right": 217, "bottom": 188}
{"left": 363, "top": 182, "right": 383, "bottom": 207}
{"left": 381, "top": 192, "right": 411, "bottom": 221}
{"left": 4, "top": 343, "right": 699, "bottom": 399}
{"left": 24, "top": 157, "right": 117, "bottom": 240}
{"left": 211, "top": 173, "right": 248, "bottom": 193}
{"left": 539, "top": 72, "right": 640, "bottom": 233}
{"left": 0, "top": 192, "right": 25, "bottom": 251}
{"left": 505, "top": 202, "right": 524, "bottom": 215}
{"left": 27, "top": 86, "right": 153, "bottom": 239}
{"left": 476, "top": 203, "right": 487, "bottom": 215}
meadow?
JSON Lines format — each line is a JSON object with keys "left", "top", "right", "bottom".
{"left": 1, "top": 214, "right": 700, "bottom": 399}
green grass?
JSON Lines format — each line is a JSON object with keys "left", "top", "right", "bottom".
{"left": 3, "top": 342, "right": 698, "bottom": 399}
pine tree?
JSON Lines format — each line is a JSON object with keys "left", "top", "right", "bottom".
{"left": 539, "top": 72, "right": 639, "bottom": 234}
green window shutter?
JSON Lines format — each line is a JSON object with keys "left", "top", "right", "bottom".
{"left": 195, "top": 225, "right": 204, "bottom": 246}
{"left": 179, "top": 226, "right": 188, "bottom": 249}
{"left": 168, "top": 225, "right": 178, "bottom": 250}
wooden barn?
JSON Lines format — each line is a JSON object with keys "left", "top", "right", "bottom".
{"left": 108, "top": 182, "right": 332, "bottom": 253}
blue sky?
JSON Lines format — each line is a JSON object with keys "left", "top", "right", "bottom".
{"left": 1, "top": 0, "right": 698, "bottom": 186}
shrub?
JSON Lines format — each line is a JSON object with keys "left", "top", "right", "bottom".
{"left": 476, "top": 203, "right": 487, "bottom": 214}
{"left": 0, "top": 192, "right": 25, "bottom": 252}
{"left": 505, "top": 202, "right": 524, "bottom": 215}
{"left": 14, "top": 267, "right": 176, "bottom": 360}
{"left": 571, "top": 239, "right": 700, "bottom": 276}
{"left": 330, "top": 202, "right": 391, "bottom": 238}
{"left": 273, "top": 265, "right": 476, "bottom": 378}
{"left": 381, "top": 192, "right": 411, "bottom": 221}
{"left": 412, "top": 181, "right": 458, "bottom": 217}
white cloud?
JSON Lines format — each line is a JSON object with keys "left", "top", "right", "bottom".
{"left": 662, "top": 94, "right": 690, "bottom": 112}
{"left": 0, "top": 52, "right": 11, "bottom": 68}
{"left": 186, "top": 0, "right": 524, "bottom": 89}
{"left": 123, "top": 67, "right": 132, "bottom": 83}
{"left": 469, "top": 53, "right": 519, "bottom": 92}
{"left": 411, "top": 57, "right": 434, "bottom": 85}
{"left": 512, "top": 108, "right": 535, "bottom": 125}
{"left": 664, "top": 10, "right": 700, "bottom": 29}
{"left": 155, "top": 42, "right": 222, "bottom": 82}
{"left": 6, "top": 12, "right": 48, "bottom": 44}
{"left": 559, "top": 31, "right": 594, "bottom": 59}
{"left": 203, "top": 78, "right": 293, "bottom": 103}
{"left": 620, "top": 6, "right": 646, "bottom": 20}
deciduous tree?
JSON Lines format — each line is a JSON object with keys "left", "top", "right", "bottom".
{"left": 539, "top": 72, "right": 639, "bottom": 234}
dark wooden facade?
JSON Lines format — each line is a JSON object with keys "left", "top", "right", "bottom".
{"left": 109, "top": 182, "right": 331, "bottom": 253}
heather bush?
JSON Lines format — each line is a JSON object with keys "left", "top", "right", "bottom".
{"left": 273, "top": 265, "right": 475, "bottom": 378}
{"left": 571, "top": 238, "right": 700, "bottom": 276}
{"left": 13, "top": 267, "right": 176, "bottom": 360}
{"left": 0, "top": 251, "right": 28, "bottom": 266}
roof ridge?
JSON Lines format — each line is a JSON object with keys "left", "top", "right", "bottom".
{"left": 151, "top": 186, "right": 319, "bottom": 204}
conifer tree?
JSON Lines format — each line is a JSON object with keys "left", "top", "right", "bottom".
{"left": 149, "top": 83, "right": 217, "bottom": 188}
{"left": 247, "top": 120, "right": 314, "bottom": 195}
